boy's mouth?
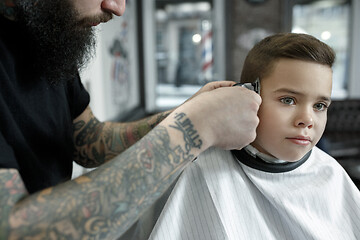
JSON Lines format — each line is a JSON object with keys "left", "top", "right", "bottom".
{"left": 286, "top": 136, "right": 312, "bottom": 146}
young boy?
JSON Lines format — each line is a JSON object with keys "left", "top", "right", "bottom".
{"left": 148, "top": 33, "right": 360, "bottom": 240}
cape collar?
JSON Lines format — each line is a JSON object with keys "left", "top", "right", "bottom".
{"left": 244, "top": 145, "right": 287, "bottom": 164}
{"left": 231, "top": 147, "right": 311, "bottom": 173}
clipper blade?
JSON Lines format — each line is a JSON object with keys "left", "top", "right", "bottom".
{"left": 233, "top": 78, "right": 260, "bottom": 94}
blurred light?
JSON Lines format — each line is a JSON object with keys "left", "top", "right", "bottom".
{"left": 292, "top": 26, "right": 308, "bottom": 34}
{"left": 321, "top": 31, "right": 332, "bottom": 41}
{"left": 156, "top": 10, "right": 167, "bottom": 21}
{"left": 165, "top": 2, "right": 211, "bottom": 14}
{"left": 192, "top": 34, "right": 202, "bottom": 44}
{"left": 202, "top": 20, "right": 211, "bottom": 31}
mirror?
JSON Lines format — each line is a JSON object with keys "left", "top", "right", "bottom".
{"left": 292, "top": 0, "right": 351, "bottom": 98}
{"left": 143, "top": 0, "right": 225, "bottom": 112}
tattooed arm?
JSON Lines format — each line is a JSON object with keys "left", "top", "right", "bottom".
{"left": 73, "top": 106, "right": 171, "bottom": 168}
{"left": 0, "top": 81, "right": 261, "bottom": 239}
{"left": 72, "top": 80, "right": 236, "bottom": 168}
{"left": 0, "top": 110, "right": 205, "bottom": 239}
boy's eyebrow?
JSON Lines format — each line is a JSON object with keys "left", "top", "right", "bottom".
{"left": 274, "top": 88, "right": 332, "bottom": 103}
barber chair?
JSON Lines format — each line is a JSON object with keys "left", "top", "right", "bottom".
{"left": 321, "top": 99, "right": 360, "bottom": 188}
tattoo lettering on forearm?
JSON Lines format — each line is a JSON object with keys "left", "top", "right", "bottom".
{"left": 170, "top": 112, "right": 202, "bottom": 154}
{"left": 173, "top": 145, "right": 195, "bottom": 162}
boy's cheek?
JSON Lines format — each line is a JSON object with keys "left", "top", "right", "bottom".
{"left": 258, "top": 102, "right": 288, "bottom": 122}
{"left": 315, "top": 119, "right": 327, "bottom": 140}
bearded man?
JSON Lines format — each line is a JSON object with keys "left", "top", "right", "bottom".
{"left": 0, "top": 0, "right": 261, "bottom": 238}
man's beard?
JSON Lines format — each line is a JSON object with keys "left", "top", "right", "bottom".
{"left": 15, "top": 0, "right": 109, "bottom": 83}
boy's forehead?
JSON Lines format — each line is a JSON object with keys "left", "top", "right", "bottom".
{"left": 262, "top": 59, "right": 333, "bottom": 97}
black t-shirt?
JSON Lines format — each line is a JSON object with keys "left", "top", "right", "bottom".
{"left": 0, "top": 16, "right": 90, "bottom": 193}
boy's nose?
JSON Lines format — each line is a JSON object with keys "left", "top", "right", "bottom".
{"left": 295, "top": 110, "right": 314, "bottom": 129}
{"left": 101, "top": 0, "right": 126, "bottom": 16}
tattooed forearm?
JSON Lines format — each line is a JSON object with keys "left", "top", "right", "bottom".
{"left": 3, "top": 123, "right": 198, "bottom": 239}
{"left": 73, "top": 116, "right": 106, "bottom": 167}
{"left": 0, "top": 169, "right": 28, "bottom": 240}
{"left": 73, "top": 109, "right": 172, "bottom": 168}
{"left": 170, "top": 112, "right": 202, "bottom": 161}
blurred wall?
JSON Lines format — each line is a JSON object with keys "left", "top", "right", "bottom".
{"left": 225, "top": 0, "right": 284, "bottom": 81}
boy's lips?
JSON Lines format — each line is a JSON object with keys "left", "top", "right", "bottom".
{"left": 286, "top": 136, "right": 312, "bottom": 146}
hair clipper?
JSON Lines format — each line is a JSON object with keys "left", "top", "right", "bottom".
{"left": 233, "top": 78, "right": 260, "bottom": 94}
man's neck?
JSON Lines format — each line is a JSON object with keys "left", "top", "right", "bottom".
{"left": 0, "top": 0, "right": 16, "bottom": 20}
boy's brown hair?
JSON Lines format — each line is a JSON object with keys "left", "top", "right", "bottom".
{"left": 240, "top": 32, "right": 336, "bottom": 83}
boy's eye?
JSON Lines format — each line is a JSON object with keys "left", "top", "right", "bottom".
{"left": 314, "top": 103, "right": 328, "bottom": 111}
{"left": 280, "top": 97, "right": 295, "bottom": 105}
